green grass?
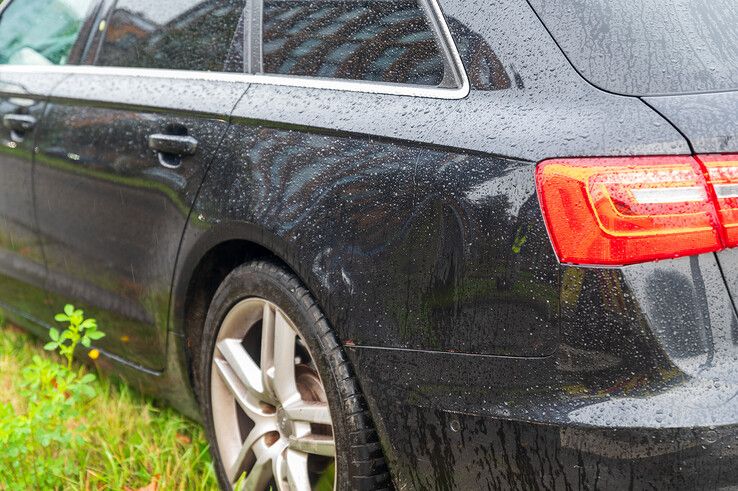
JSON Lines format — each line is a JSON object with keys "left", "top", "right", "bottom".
{"left": 0, "top": 324, "right": 219, "bottom": 490}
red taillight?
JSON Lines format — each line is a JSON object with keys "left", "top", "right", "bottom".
{"left": 536, "top": 155, "right": 732, "bottom": 266}
{"left": 696, "top": 154, "right": 738, "bottom": 247}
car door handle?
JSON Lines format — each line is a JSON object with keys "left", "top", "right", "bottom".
{"left": 3, "top": 114, "right": 37, "bottom": 133}
{"left": 147, "top": 133, "right": 198, "bottom": 156}
{"left": 148, "top": 133, "right": 198, "bottom": 169}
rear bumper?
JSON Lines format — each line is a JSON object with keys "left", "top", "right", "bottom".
{"left": 394, "top": 408, "right": 738, "bottom": 490}
{"left": 349, "top": 345, "right": 738, "bottom": 490}
{"left": 347, "top": 253, "right": 738, "bottom": 489}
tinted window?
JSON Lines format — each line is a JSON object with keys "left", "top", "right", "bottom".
{"left": 261, "top": 0, "right": 446, "bottom": 85}
{"left": 97, "top": 0, "right": 245, "bottom": 71}
{"left": 0, "top": 0, "right": 93, "bottom": 65}
{"left": 530, "top": 0, "right": 738, "bottom": 96}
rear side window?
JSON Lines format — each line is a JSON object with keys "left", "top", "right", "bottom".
{"left": 260, "top": 0, "right": 446, "bottom": 86}
{"left": 96, "top": 0, "right": 245, "bottom": 72}
{"left": 0, "top": 0, "right": 94, "bottom": 65}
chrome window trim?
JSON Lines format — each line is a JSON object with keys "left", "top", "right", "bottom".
{"left": 420, "top": 0, "right": 465, "bottom": 89}
{"left": 0, "top": 0, "right": 469, "bottom": 100}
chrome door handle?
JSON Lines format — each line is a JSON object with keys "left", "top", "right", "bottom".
{"left": 147, "top": 133, "right": 198, "bottom": 169}
{"left": 147, "top": 133, "right": 198, "bottom": 156}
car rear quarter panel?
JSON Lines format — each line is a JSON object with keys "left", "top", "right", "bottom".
{"left": 181, "top": 125, "right": 559, "bottom": 356}
{"left": 174, "top": 0, "right": 688, "bottom": 356}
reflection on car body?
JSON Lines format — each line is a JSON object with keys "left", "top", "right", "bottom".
{"left": 1, "top": 0, "right": 738, "bottom": 489}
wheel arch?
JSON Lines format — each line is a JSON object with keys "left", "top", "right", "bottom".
{"left": 170, "top": 222, "right": 328, "bottom": 399}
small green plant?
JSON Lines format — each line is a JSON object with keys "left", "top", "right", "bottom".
{"left": 45, "top": 304, "right": 105, "bottom": 370}
{"left": 0, "top": 309, "right": 216, "bottom": 489}
{"left": 0, "top": 305, "right": 104, "bottom": 489}
{"left": 0, "top": 356, "right": 94, "bottom": 488}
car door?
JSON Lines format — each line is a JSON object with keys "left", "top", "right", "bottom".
{"left": 33, "top": 0, "right": 247, "bottom": 370}
{"left": 0, "top": 0, "right": 97, "bottom": 326}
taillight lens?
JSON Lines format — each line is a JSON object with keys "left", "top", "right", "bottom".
{"left": 697, "top": 154, "right": 738, "bottom": 247}
{"left": 536, "top": 155, "right": 727, "bottom": 265}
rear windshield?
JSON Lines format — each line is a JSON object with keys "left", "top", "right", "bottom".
{"left": 529, "top": 0, "right": 738, "bottom": 96}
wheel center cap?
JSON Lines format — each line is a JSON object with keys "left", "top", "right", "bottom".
{"left": 276, "top": 407, "right": 292, "bottom": 437}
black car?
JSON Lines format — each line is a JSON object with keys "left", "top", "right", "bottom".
{"left": 1, "top": 0, "right": 738, "bottom": 489}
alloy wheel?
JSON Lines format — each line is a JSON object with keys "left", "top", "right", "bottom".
{"left": 210, "top": 298, "right": 336, "bottom": 490}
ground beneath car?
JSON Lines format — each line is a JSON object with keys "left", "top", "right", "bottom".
{"left": 0, "top": 323, "right": 218, "bottom": 490}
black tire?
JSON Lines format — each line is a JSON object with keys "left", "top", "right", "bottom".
{"left": 195, "top": 259, "right": 391, "bottom": 490}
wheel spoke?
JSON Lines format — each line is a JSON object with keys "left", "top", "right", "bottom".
{"left": 227, "top": 419, "right": 279, "bottom": 483}
{"left": 238, "top": 437, "right": 287, "bottom": 490}
{"left": 272, "top": 311, "right": 299, "bottom": 404}
{"left": 218, "top": 338, "right": 276, "bottom": 404}
{"left": 283, "top": 401, "right": 332, "bottom": 426}
{"left": 213, "top": 358, "right": 272, "bottom": 420}
{"left": 289, "top": 434, "right": 335, "bottom": 457}
{"left": 272, "top": 447, "right": 290, "bottom": 491}
{"left": 260, "top": 302, "right": 275, "bottom": 396}
{"left": 285, "top": 449, "right": 311, "bottom": 491}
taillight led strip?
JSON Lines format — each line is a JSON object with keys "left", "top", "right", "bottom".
{"left": 536, "top": 154, "right": 738, "bottom": 266}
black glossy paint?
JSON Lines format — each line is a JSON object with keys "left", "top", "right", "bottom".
{"left": 345, "top": 252, "right": 738, "bottom": 488}
{"left": 529, "top": 0, "right": 738, "bottom": 96}
{"left": 0, "top": 72, "right": 67, "bottom": 327}
{"left": 32, "top": 74, "right": 243, "bottom": 370}
{"left": 644, "top": 91, "right": 738, "bottom": 154}
{"left": 1, "top": 0, "right": 737, "bottom": 488}
{"left": 184, "top": 126, "right": 558, "bottom": 357}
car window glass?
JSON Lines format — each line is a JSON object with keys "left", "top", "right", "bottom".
{"left": 0, "top": 0, "right": 94, "bottom": 65}
{"left": 261, "top": 0, "right": 446, "bottom": 86}
{"left": 96, "top": 0, "right": 245, "bottom": 72}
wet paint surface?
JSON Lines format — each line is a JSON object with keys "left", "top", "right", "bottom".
{"left": 348, "top": 254, "right": 738, "bottom": 488}
{"left": 1, "top": 0, "right": 737, "bottom": 488}
{"left": 30, "top": 74, "right": 242, "bottom": 370}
